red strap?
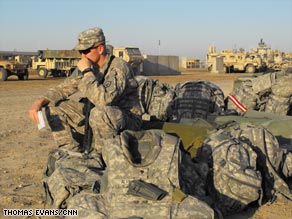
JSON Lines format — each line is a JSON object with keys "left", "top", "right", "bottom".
{"left": 228, "top": 94, "right": 247, "bottom": 112}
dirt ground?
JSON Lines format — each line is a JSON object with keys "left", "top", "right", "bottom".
{"left": 0, "top": 70, "right": 292, "bottom": 219}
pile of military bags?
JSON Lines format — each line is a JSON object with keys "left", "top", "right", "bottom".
{"left": 227, "top": 68, "right": 292, "bottom": 115}
{"left": 42, "top": 70, "right": 292, "bottom": 218}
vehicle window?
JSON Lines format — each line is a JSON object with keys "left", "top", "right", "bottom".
{"left": 127, "top": 48, "right": 142, "bottom": 56}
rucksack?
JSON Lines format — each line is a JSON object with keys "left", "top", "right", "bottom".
{"left": 196, "top": 128, "right": 263, "bottom": 216}
{"left": 227, "top": 72, "right": 292, "bottom": 115}
{"left": 228, "top": 123, "right": 292, "bottom": 202}
{"left": 135, "top": 76, "right": 175, "bottom": 121}
{"left": 170, "top": 80, "right": 225, "bottom": 122}
{"left": 42, "top": 149, "right": 105, "bottom": 208}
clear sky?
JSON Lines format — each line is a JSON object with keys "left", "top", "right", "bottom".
{"left": 0, "top": 0, "right": 291, "bottom": 59}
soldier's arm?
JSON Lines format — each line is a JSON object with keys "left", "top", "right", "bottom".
{"left": 29, "top": 68, "right": 82, "bottom": 125}
{"left": 42, "top": 69, "right": 82, "bottom": 105}
{"left": 78, "top": 65, "right": 127, "bottom": 106}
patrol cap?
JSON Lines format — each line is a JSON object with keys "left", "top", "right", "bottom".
{"left": 74, "top": 27, "right": 106, "bottom": 51}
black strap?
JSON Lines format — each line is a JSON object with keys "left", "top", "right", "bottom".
{"left": 100, "top": 55, "right": 115, "bottom": 83}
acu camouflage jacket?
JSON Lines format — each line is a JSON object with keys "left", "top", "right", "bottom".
{"left": 42, "top": 54, "right": 143, "bottom": 117}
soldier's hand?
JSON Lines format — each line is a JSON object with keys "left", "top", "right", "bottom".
{"left": 29, "top": 97, "right": 49, "bottom": 125}
{"left": 77, "top": 55, "right": 92, "bottom": 72}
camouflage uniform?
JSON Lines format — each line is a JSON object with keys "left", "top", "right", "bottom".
{"left": 43, "top": 52, "right": 142, "bottom": 151}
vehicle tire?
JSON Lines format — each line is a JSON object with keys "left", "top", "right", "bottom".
{"left": 224, "top": 65, "right": 232, "bottom": 73}
{"left": 24, "top": 69, "right": 29, "bottom": 80}
{"left": 0, "top": 68, "right": 8, "bottom": 81}
{"left": 52, "top": 70, "right": 64, "bottom": 77}
{"left": 245, "top": 64, "right": 255, "bottom": 73}
{"left": 38, "top": 68, "right": 48, "bottom": 78}
{"left": 51, "top": 70, "right": 59, "bottom": 77}
{"left": 18, "top": 74, "right": 24, "bottom": 80}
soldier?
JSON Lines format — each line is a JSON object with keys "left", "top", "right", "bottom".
{"left": 29, "top": 27, "right": 143, "bottom": 153}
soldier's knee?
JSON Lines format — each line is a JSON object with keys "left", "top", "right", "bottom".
{"left": 89, "top": 106, "right": 124, "bottom": 131}
{"left": 90, "top": 106, "right": 123, "bottom": 120}
{"left": 90, "top": 106, "right": 107, "bottom": 122}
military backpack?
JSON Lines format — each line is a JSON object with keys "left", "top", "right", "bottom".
{"left": 135, "top": 76, "right": 175, "bottom": 121}
{"left": 170, "top": 80, "right": 225, "bottom": 122}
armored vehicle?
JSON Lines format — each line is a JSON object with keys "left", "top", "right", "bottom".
{"left": 32, "top": 50, "right": 81, "bottom": 78}
{"left": 107, "top": 46, "right": 144, "bottom": 75}
{"left": 206, "top": 48, "right": 266, "bottom": 73}
{"left": 0, "top": 55, "right": 29, "bottom": 81}
{"left": 248, "top": 39, "right": 292, "bottom": 72}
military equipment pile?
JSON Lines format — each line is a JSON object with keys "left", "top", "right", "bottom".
{"left": 42, "top": 67, "right": 292, "bottom": 219}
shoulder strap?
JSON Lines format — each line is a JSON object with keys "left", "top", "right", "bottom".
{"left": 101, "top": 55, "right": 115, "bottom": 84}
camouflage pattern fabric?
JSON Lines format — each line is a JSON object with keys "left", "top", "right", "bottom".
{"left": 89, "top": 105, "right": 142, "bottom": 152}
{"left": 227, "top": 83, "right": 257, "bottom": 114}
{"left": 170, "top": 80, "right": 225, "bottom": 122}
{"left": 41, "top": 54, "right": 142, "bottom": 150}
{"left": 171, "top": 195, "right": 215, "bottom": 219}
{"left": 74, "top": 27, "right": 106, "bottom": 51}
{"left": 42, "top": 149, "right": 105, "bottom": 209}
{"left": 66, "top": 192, "right": 107, "bottom": 219}
{"left": 77, "top": 55, "right": 142, "bottom": 116}
{"left": 196, "top": 129, "right": 262, "bottom": 216}
{"left": 135, "top": 76, "right": 175, "bottom": 121}
{"left": 229, "top": 123, "right": 283, "bottom": 170}
{"left": 100, "top": 129, "right": 214, "bottom": 219}
{"left": 264, "top": 93, "right": 291, "bottom": 115}
{"left": 271, "top": 77, "right": 292, "bottom": 98}
{"left": 282, "top": 152, "right": 292, "bottom": 178}
{"left": 45, "top": 99, "right": 85, "bottom": 151}
{"left": 229, "top": 123, "right": 292, "bottom": 202}
{"left": 262, "top": 74, "right": 292, "bottom": 115}
{"left": 227, "top": 71, "right": 292, "bottom": 115}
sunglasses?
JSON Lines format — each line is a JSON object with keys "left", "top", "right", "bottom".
{"left": 79, "top": 45, "right": 100, "bottom": 55}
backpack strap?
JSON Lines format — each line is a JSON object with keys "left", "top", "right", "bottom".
{"left": 136, "top": 76, "right": 154, "bottom": 114}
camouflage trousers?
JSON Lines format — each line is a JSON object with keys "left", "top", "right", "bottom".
{"left": 45, "top": 100, "right": 85, "bottom": 151}
{"left": 89, "top": 105, "right": 142, "bottom": 152}
{"left": 45, "top": 100, "right": 142, "bottom": 152}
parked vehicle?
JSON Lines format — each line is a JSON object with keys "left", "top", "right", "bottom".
{"left": 206, "top": 48, "right": 266, "bottom": 73}
{"left": 32, "top": 50, "right": 81, "bottom": 78}
{"left": 107, "top": 46, "right": 144, "bottom": 75}
{"left": 0, "top": 55, "right": 29, "bottom": 81}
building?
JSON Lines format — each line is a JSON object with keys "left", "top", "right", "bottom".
{"left": 187, "top": 58, "right": 201, "bottom": 68}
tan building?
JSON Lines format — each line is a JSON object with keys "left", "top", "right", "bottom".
{"left": 285, "top": 52, "right": 292, "bottom": 59}
{"left": 187, "top": 58, "right": 200, "bottom": 68}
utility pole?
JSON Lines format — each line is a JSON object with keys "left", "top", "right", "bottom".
{"left": 158, "top": 40, "right": 161, "bottom": 55}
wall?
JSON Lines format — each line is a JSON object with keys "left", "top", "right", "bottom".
{"left": 142, "top": 55, "right": 180, "bottom": 75}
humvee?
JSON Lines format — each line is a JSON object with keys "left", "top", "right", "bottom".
{"left": 0, "top": 55, "right": 29, "bottom": 81}
{"left": 107, "top": 46, "right": 144, "bottom": 75}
